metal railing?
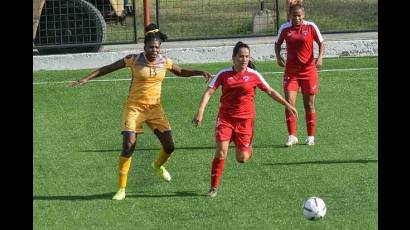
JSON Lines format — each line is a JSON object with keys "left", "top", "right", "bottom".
{"left": 33, "top": 0, "right": 378, "bottom": 55}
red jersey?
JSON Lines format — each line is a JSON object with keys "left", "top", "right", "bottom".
{"left": 275, "top": 21, "right": 323, "bottom": 75}
{"left": 209, "top": 67, "right": 270, "bottom": 119}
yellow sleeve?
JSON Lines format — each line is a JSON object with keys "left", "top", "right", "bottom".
{"left": 124, "top": 54, "right": 137, "bottom": 67}
{"left": 164, "top": 57, "right": 173, "bottom": 70}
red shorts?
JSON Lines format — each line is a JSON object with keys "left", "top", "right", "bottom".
{"left": 215, "top": 116, "right": 254, "bottom": 152}
{"left": 283, "top": 71, "right": 319, "bottom": 95}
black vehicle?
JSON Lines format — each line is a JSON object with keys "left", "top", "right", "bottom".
{"left": 33, "top": 0, "right": 134, "bottom": 55}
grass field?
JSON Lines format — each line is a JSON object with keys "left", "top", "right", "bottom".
{"left": 33, "top": 57, "right": 378, "bottom": 229}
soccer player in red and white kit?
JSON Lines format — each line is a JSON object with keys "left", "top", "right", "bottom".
{"left": 192, "top": 42, "right": 297, "bottom": 197}
{"left": 274, "top": 2, "right": 324, "bottom": 147}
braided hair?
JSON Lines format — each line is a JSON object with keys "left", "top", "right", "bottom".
{"left": 144, "top": 23, "right": 168, "bottom": 45}
{"left": 233, "top": 41, "right": 256, "bottom": 70}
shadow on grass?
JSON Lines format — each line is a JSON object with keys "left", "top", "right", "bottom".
{"left": 33, "top": 193, "right": 114, "bottom": 201}
{"left": 33, "top": 191, "right": 202, "bottom": 201}
{"left": 80, "top": 145, "right": 284, "bottom": 153}
{"left": 80, "top": 146, "right": 214, "bottom": 153}
{"left": 127, "top": 191, "right": 203, "bottom": 198}
{"left": 263, "top": 159, "right": 378, "bottom": 166}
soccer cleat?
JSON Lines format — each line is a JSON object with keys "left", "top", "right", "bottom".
{"left": 285, "top": 135, "right": 298, "bottom": 147}
{"left": 112, "top": 188, "right": 126, "bottom": 200}
{"left": 206, "top": 187, "right": 218, "bottom": 198}
{"left": 305, "top": 136, "right": 315, "bottom": 146}
{"left": 151, "top": 162, "right": 171, "bottom": 182}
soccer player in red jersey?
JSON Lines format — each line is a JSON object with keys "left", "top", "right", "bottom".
{"left": 192, "top": 42, "right": 297, "bottom": 197}
{"left": 274, "top": 2, "right": 325, "bottom": 147}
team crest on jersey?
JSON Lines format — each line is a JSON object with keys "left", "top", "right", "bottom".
{"left": 243, "top": 76, "right": 250, "bottom": 82}
{"left": 302, "top": 30, "right": 308, "bottom": 36}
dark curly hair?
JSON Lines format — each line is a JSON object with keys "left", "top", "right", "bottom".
{"left": 144, "top": 23, "right": 168, "bottom": 45}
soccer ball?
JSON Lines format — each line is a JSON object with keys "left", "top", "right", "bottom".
{"left": 302, "top": 197, "right": 327, "bottom": 220}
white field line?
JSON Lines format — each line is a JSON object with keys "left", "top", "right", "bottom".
{"left": 33, "top": 67, "right": 378, "bottom": 85}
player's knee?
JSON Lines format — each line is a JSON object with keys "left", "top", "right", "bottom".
{"left": 236, "top": 156, "right": 248, "bottom": 163}
{"left": 303, "top": 100, "right": 315, "bottom": 111}
{"left": 236, "top": 151, "right": 252, "bottom": 163}
{"left": 121, "top": 131, "right": 136, "bottom": 157}
{"left": 304, "top": 104, "right": 315, "bottom": 112}
{"left": 122, "top": 141, "right": 136, "bottom": 157}
{"left": 163, "top": 141, "right": 175, "bottom": 154}
{"left": 154, "top": 129, "right": 175, "bottom": 154}
{"left": 215, "top": 155, "right": 226, "bottom": 160}
{"left": 122, "top": 140, "right": 136, "bottom": 157}
{"left": 215, "top": 150, "right": 227, "bottom": 160}
{"left": 121, "top": 149, "right": 134, "bottom": 157}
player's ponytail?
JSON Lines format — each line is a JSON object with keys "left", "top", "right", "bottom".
{"left": 233, "top": 41, "right": 256, "bottom": 70}
{"left": 288, "top": 0, "right": 303, "bottom": 7}
{"left": 288, "top": 0, "right": 304, "bottom": 14}
{"left": 248, "top": 58, "right": 256, "bottom": 70}
{"left": 144, "top": 23, "right": 168, "bottom": 45}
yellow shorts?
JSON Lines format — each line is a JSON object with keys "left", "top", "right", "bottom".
{"left": 121, "top": 103, "right": 171, "bottom": 134}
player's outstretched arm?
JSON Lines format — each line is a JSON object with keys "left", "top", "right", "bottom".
{"left": 70, "top": 59, "right": 126, "bottom": 87}
{"left": 170, "top": 63, "right": 213, "bottom": 83}
{"left": 192, "top": 87, "right": 215, "bottom": 127}
{"left": 266, "top": 87, "right": 298, "bottom": 118}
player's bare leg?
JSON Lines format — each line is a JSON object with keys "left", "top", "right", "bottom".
{"left": 235, "top": 148, "right": 252, "bottom": 163}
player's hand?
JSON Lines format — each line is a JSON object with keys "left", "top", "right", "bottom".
{"left": 286, "top": 105, "right": 298, "bottom": 119}
{"left": 202, "top": 71, "right": 213, "bottom": 83}
{"left": 192, "top": 111, "right": 203, "bottom": 127}
{"left": 70, "top": 79, "right": 88, "bottom": 87}
{"left": 315, "top": 57, "right": 323, "bottom": 67}
{"left": 277, "top": 57, "right": 285, "bottom": 67}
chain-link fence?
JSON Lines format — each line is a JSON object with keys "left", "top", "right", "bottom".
{"left": 33, "top": 0, "right": 378, "bottom": 55}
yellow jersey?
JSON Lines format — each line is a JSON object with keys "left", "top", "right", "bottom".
{"left": 124, "top": 53, "right": 173, "bottom": 105}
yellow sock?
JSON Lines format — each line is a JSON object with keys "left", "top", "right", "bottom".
{"left": 153, "top": 148, "right": 172, "bottom": 168}
{"left": 118, "top": 156, "right": 132, "bottom": 189}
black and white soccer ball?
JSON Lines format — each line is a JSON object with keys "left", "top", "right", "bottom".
{"left": 302, "top": 197, "right": 327, "bottom": 220}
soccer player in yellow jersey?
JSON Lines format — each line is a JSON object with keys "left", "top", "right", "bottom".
{"left": 71, "top": 24, "right": 212, "bottom": 200}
